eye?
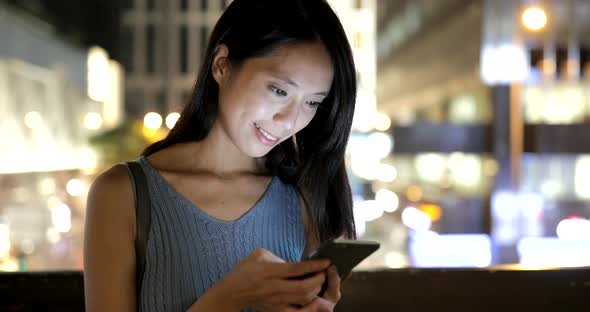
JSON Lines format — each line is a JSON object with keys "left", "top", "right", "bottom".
{"left": 305, "top": 100, "right": 322, "bottom": 107}
{"left": 269, "top": 85, "right": 288, "bottom": 97}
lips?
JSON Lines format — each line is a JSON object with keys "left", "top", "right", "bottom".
{"left": 254, "top": 123, "right": 281, "bottom": 146}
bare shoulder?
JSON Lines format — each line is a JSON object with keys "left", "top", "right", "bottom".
{"left": 87, "top": 164, "right": 135, "bottom": 227}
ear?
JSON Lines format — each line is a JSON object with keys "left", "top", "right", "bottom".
{"left": 212, "top": 44, "right": 230, "bottom": 86}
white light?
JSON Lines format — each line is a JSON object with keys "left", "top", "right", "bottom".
{"left": 521, "top": 6, "right": 547, "bottom": 31}
{"left": 481, "top": 44, "right": 529, "bottom": 85}
{"left": 165, "top": 112, "right": 181, "bottom": 129}
{"left": 410, "top": 232, "right": 492, "bottom": 267}
{"left": 87, "top": 46, "right": 110, "bottom": 102}
{"left": 79, "top": 147, "right": 98, "bottom": 173}
{"left": 66, "top": 179, "right": 84, "bottom": 197}
{"left": 374, "top": 112, "right": 391, "bottom": 131}
{"left": 46, "top": 227, "right": 61, "bottom": 244}
{"left": 575, "top": 156, "right": 590, "bottom": 199}
{"left": 375, "top": 188, "right": 399, "bottom": 213}
{"left": 144, "top": 112, "right": 163, "bottom": 129}
{"left": 448, "top": 153, "right": 481, "bottom": 187}
{"left": 24, "top": 111, "right": 42, "bottom": 129}
{"left": 103, "top": 60, "right": 123, "bottom": 128}
{"left": 51, "top": 203, "right": 72, "bottom": 233}
{"left": 352, "top": 82, "right": 377, "bottom": 133}
{"left": 517, "top": 237, "right": 590, "bottom": 268}
{"left": 401, "top": 207, "right": 432, "bottom": 231}
{"left": 367, "top": 132, "right": 393, "bottom": 159}
{"left": 540, "top": 180, "right": 562, "bottom": 198}
{"left": 556, "top": 218, "right": 590, "bottom": 240}
{"left": 354, "top": 199, "right": 384, "bottom": 223}
{"left": 492, "top": 191, "right": 544, "bottom": 243}
{"left": 39, "top": 178, "right": 56, "bottom": 195}
{"left": 385, "top": 251, "right": 407, "bottom": 268}
{"left": 415, "top": 153, "right": 446, "bottom": 183}
{"left": 83, "top": 112, "right": 103, "bottom": 130}
{"left": 20, "top": 239, "right": 35, "bottom": 255}
{"left": 376, "top": 163, "right": 398, "bottom": 183}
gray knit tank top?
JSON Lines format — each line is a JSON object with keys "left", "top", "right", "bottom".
{"left": 136, "top": 156, "right": 306, "bottom": 311}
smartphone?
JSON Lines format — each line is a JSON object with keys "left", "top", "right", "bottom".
{"left": 303, "top": 239, "right": 380, "bottom": 279}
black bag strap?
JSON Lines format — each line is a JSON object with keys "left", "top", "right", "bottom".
{"left": 121, "top": 161, "right": 151, "bottom": 311}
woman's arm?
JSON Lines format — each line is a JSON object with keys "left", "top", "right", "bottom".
{"left": 84, "top": 165, "right": 137, "bottom": 311}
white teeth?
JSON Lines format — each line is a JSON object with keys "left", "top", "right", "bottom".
{"left": 255, "top": 124, "right": 277, "bottom": 141}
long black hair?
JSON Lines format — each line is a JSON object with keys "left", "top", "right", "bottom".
{"left": 143, "top": 0, "right": 357, "bottom": 242}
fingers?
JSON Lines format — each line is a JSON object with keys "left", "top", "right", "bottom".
{"left": 322, "top": 265, "right": 341, "bottom": 303}
{"left": 281, "top": 272, "right": 326, "bottom": 304}
{"left": 280, "top": 259, "right": 331, "bottom": 279}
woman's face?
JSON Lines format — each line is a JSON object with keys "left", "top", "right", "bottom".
{"left": 213, "top": 42, "right": 334, "bottom": 158}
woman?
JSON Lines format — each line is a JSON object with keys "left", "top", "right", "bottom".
{"left": 84, "top": 0, "right": 357, "bottom": 311}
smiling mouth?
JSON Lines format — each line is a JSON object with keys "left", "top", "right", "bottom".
{"left": 254, "top": 123, "right": 280, "bottom": 142}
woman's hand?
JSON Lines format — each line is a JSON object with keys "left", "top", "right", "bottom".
{"left": 211, "top": 248, "right": 332, "bottom": 311}
{"left": 286, "top": 265, "right": 342, "bottom": 312}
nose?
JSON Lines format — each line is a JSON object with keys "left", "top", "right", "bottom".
{"left": 273, "top": 100, "right": 300, "bottom": 132}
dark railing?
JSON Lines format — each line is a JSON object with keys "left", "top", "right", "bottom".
{"left": 1, "top": 268, "right": 589, "bottom": 311}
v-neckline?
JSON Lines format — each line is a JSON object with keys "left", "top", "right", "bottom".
{"left": 139, "top": 156, "right": 277, "bottom": 224}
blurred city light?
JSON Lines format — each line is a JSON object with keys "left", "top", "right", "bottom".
{"left": 375, "top": 163, "right": 397, "bottom": 183}
{"left": 349, "top": 133, "right": 394, "bottom": 181}
{"left": 556, "top": 217, "right": 590, "bottom": 240}
{"left": 481, "top": 44, "right": 528, "bottom": 84}
{"left": 103, "top": 60, "right": 124, "bottom": 128}
{"left": 493, "top": 191, "right": 544, "bottom": 244}
{"left": 374, "top": 112, "right": 391, "bottom": 131}
{"left": 355, "top": 200, "right": 384, "bottom": 223}
{"left": 0, "top": 223, "right": 10, "bottom": 259}
{"left": 20, "top": 239, "right": 35, "bottom": 255}
{"left": 574, "top": 156, "right": 590, "bottom": 199}
{"left": 448, "top": 153, "right": 481, "bottom": 187}
{"left": 415, "top": 153, "right": 446, "bottom": 183}
{"left": 165, "top": 112, "right": 181, "bottom": 129}
{"left": 39, "top": 178, "right": 56, "bottom": 195}
{"left": 521, "top": 6, "right": 547, "bottom": 32}
{"left": 419, "top": 204, "right": 442, "bottom": 222}
{"left": 367, "top": 132, "right": 393, "bottom": 159}
{"left": 517, "top": 237, "right": 590, "bottom": 267}
{"left": 385, "top": 251, "right": 407, "bottom": 268}
{"left": 483, "top": 158, "right": 499, "bottom": 177}
{"left": 405, "top": 186, "right": 423, "bottom": 202}
{"left": 24, "top": 111, "right": 42, "bottom": 129}
{"left": 51, "top": 203, "right": 72, "bottom": 233}
{"left": 144, "top": 112, "right": 163, "bottom": 129}
{"left": 375, "top": 188, "right": 399, "bottom": 213}
{"left": 46, "top": 227, "right": 61, "bottom": 244}
{"left": 401, "top": 207, "right": 431, "bottom": 231}
{"left": 66, "top": 179, "right": 84, "bottom": 197}
{"left": 83, "top": 112, "right": 103, "bottom": 130}
{"left": 87, "top": 46, "right": 110, "bottom": 102}
{"left": 410, "top": 232, "right": 492, "bottom": 267}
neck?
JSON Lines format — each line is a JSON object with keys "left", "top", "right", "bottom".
{"left": 173, "top": 123, "right": 266, "bottom": 178}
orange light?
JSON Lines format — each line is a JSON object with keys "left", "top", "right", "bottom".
{"left": 420, "top": 204, "right": 442, "bottom": 222}
{"left": 406, "top": 186, "right": 423, "bottom": 202}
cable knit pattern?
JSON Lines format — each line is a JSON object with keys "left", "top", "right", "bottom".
{"left": 136, "top": 156, "right": 306, "bottom": 312}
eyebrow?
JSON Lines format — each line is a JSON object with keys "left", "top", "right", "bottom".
{"left": 271, "top": 75, "right": 329, "bottom": 96}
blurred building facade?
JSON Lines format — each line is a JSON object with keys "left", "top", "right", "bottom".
{"left": 370, "top": 0, "right": 590, "bottom": 267}
{"left": 120, "top": 0, "right": 232, "bottom": 118}
{"left": 0, "top": 3, "right": 123, "bottom": 271}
